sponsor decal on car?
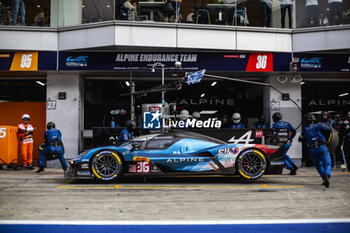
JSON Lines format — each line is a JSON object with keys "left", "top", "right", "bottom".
{"left": 218, "top": 147, "right": 239, "bottom": 154}
{"left": 166, "top": 158, "right": 204, "bottom": 163}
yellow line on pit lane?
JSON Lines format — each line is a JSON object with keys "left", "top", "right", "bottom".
{"left": 57, "top": 183, "right": 304, "bottom": 189}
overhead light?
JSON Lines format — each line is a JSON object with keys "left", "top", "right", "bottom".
{"left": 107, "top": 5, "right": 111, "bottom": 8}
{"left": 339, "top": 93, "right": 349, "bottom": 97}
{"left": 82, "top": 5, "right": 85, "bottom": 8}
{"left": 199, "top": 110, "right": 218, "bottom": 115}
{"left": 300, "top": 82, "right": 305, "bottom": 85}
{"left": 200, "top": 93, "right": 205, "bottom": 97}
{"left": 37, "top": 5, "right": 40, "bottom": 8}
{"left": 36, "top": 81, "right": 45, "bottom": 86}
{"left": 125, "top": 81, "right": 130, "bottom": 87}
{"left": 211, "top": 81, "right": 217, "bottom": 86}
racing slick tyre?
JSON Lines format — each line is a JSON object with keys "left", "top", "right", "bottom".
{"left": 90, "top": 150, "right": 123, "bottom": 181}
{"left": 236, "top": 149, "right": 267, "bottom": 180}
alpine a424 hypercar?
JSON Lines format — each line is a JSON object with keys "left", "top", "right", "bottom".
{"left": 67, "top": 131, "right": 285, "bottom": 181}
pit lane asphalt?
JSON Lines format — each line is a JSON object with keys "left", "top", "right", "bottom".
{"left": 0, "top": 167, "right": 349, "bottom": 221}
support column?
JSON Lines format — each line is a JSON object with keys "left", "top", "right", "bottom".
{"left": 46, "top": 72, "right": 83, "bottom": 167}
{"left": 264, "top": 74, "right": 302, "bottom": 166}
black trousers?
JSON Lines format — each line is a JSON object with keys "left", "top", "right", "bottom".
{"left": 261, "top": 2, "right": 272, "bottom": 27}
{"left": 281, "top": 4, "right": 292, "bottom": 28}
{"left": 329, "top": 2, "right": 343, "bottom": 25}
{"left": 306, "top": 5, "right": 319, "bottom": 27}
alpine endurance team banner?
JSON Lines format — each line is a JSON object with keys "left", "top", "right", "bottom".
{"left": 1, "top": 51, "right": 349, "bottom": 72}
{"left": 0, "top": 52, "right": 56, "bottom": 71}
{"left": 59, "top": 52, "right": 291, "bottom": 72}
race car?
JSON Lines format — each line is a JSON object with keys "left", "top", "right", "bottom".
{"left": 67, "top": 130, "right": 285, "bottom": 181}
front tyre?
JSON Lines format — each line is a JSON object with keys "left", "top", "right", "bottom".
{"left": 236, "top": 149, "right": 267, "bottom": 180}
{"left": 91, "top": 150, "right": 123, "bottom": 181}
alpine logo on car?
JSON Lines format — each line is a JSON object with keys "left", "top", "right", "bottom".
{"left": 166, "top": 158, "right": 204, "bottom": 163}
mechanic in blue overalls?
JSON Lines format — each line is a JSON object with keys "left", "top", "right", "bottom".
{"left": 320, "top": 111, "right": 336, "bottom": 167}
{"left": 230, "top": 113, "right": 245, "bottom": 129}
{"left": 36, "top": 122, "right": 67, "bottom": 173}
{"left": 272, "top": 112, "right": 298, "bottom": 175}
{"left": 299, "top": 115, "right": 332, "bottom": 188}
{"left": 118, "top": 120, "right": 136, "bottom": 143}
{"left": 253, "top": 114, "right": 269, "bottom": 129}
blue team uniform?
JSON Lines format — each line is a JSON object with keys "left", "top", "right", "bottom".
{"left": 253, "top": 121, "right": 269, "bottom": 129}
{"left": 40, "top": 129, "right": 67, "bottom": 170}
{"left": 229, "top": 122, "right": 245, "bottom": 129}
{"left": 299, "top": 123, "right": 332, "bottom": 179}
{"left": 272, "top": 120, "right": 296, "bottom": 170}
{"left": 118, "top": 128, "right": 133, "bottom": 143}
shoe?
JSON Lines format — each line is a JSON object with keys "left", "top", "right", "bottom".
{"left": 289, "top": 168, "right": 296, "bottom": 175}
{"left": 289, "top": 164, "right": 298, "bottom": 175}
{"left": 340, "top": 164, "right": 347, "bottom": 169}
{"left": 36, "top": 166, "right": 44, "bottom": 173}
{"left": 322, "top": 175, "right": 330, "bottom": 188}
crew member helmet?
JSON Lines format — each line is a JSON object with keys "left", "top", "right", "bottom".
{"left": 259, "top": 114, "right": 266, "bottom": 122}
{"left": 192, "top": 111, "right": 201, "bottom": 119}
{"left": 126, "top": 120, "right": 136, "bottom": 132}
{"left": 179, "top": 110, "right": 190, "bottom": 120}
{"left": 321, "top": 111, "right": 328, "bottom": 116}
{"left": 47, "top": 122, "right": 55, "bottom": 130}
{"left": 272, "top": 112, "right": 282, "bottom": 123}
{"left": 22, "top": 114, "right": 30, "bottom": 120}
{"left": 306, "top": 115, "right": 316, "bottom": 125}
{"left": 232, "top": 113, "right": 241, "bottom": 124}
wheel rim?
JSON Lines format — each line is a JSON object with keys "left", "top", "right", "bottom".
{"left": 240, "top": 152, "right": 265, "bottom": 177}
{"left": 94, "top": 153, "right": 120, "bottom": 177}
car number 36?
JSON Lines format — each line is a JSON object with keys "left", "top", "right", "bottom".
{"left": 129, "top": 162, "right": 150, "bottom": 173}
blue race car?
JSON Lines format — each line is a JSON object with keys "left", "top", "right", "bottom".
{"left": 67, "top": 131, "right": 285, "bottom": 181}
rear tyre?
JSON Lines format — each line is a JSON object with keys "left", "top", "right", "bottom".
{"left": 236, "top": 149, "right": 267, "bottom": 180}
{"left": 90, "top": 150, "right": 123, "bottom": 181}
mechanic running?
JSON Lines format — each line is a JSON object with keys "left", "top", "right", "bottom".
{"left": 272, "top": 112, "right": 298, "bottom": 175}
{"left": 299, "top": 115, "right": 332, "bottom": 188}
{"left": 37, "top": 122, "right": 67, "bottom": 173}
{"left": 118, "top": 120, "right": 136, "bottom": 143}
{"left": 18, "top": 114, "right": 35, "bottom": 170}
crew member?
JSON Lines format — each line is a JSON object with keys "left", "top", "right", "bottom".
{"left": 18, "top": 114, "right": 35, "bottom": 169}
{"left": 320, "top": 111, "right": 336, "bottom": 167}
{"left": 37, "top": 122, "right": 67, "bottom": 173}
{"left": 299, "top": 115, "right": 332, "bottom": 188}
{"left": 253, "top": 114, "right": 269, "bottom": 129}
{"left": 230, "top": 113, "right": 245, "bottom": 129}
{"left": 342, "top": 120, "right": 350, "bottom": 172}
{"left": 272, "top": 112, "right": 298, "bottom": 175}
{"left": 118, "top": 120, "right": 136, "bottom": 143}
{"left": 320, "top": 111, "right": 335, "bottom": 128}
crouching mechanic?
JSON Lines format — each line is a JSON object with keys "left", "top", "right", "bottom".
{"left": 36, "top": 122, "right": 67, "bottom": 173}
{"left": 299, "top": 115, "right": 332, "bottom": 188}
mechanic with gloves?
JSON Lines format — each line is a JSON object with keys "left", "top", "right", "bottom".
{"left": 230, "top": 113, "right": 245, "bottom": 129}
{"left": 272, "top": 112, "right": 298, "bottom": 175}
{"left": 37, "top": 122, "right": 67, "bottom": 173}
{"left": 253, "top": 114, "right": 269, "bottom": 129}
{"left": 18, "top": 114, "right": 35, "bottom": 170}
{"left": 299, "top": 115, "right": 332, "bottom": 188}
{"left": 118, "top": 120, "right": 136, "bottom": 143}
